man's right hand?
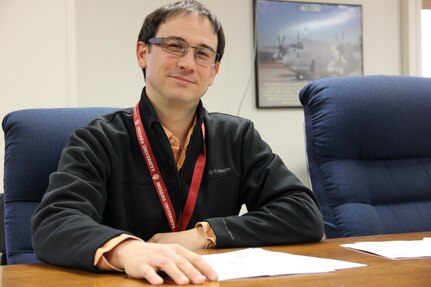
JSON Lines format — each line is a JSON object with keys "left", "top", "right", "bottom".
{"left": 105, "top": 239, "right": 218, "bottom": 285}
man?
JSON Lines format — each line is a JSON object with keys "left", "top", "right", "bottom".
{"left": 32, "top": 0, "right": 323, "bottom": 285}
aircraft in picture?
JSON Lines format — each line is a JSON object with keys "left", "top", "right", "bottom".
{"left": 262, "top": 32, "right": 362, "bottom": 80}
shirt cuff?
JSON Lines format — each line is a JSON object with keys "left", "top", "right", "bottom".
{"left": 94, "top": 234, "right": 142, "bottom": 271}
{"left": 195, "top": 221, "right": 217, "bottom": 249}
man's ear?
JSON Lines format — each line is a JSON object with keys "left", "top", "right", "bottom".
{"left": 136, "top": 41, "right": 148, "bottom": 69}
{"left": 208, "top": 63, "right": 220, "bottom": 86}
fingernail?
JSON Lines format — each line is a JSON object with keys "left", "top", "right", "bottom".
{"left": 195, "top": 275, "right": 206, "bottom": 282}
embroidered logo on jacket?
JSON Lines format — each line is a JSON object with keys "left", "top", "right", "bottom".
{"left": 208, "top": 167, "right": 232, "bottom": 175}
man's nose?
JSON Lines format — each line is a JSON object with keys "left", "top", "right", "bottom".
{"left": 177, "top": 48, "right": 196, "bottom": 70}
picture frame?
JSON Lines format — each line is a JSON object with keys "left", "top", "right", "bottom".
{"left": 254, "top": 0, "right": 363, "bottom": 108}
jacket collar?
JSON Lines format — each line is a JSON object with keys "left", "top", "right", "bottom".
{"left": 138, "top": 87, "right": 206, "bottom": 128}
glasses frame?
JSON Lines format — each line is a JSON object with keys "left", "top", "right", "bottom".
{"left": 147, "top": 37, "right": 220, "bottom": 67}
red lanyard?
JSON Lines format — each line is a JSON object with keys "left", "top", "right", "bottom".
{"left": 133, "top": 103, "right": 206, "bottom": 232}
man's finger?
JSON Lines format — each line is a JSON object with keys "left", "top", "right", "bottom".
{"left": 153, "top": 256, "right": 191, "bottom": 285}
{"left": 176, "top": 248, "right": 218, "bottom": 282}
{"left": 137, "top": 264, "right": 165, "bottom": 285}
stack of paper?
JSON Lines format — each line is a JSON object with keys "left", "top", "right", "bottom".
{"left": 341, "top": 237, "right": 431, "bottom": 259}
{"left": 202, "top": 248, "right": 366, "bottom": 281}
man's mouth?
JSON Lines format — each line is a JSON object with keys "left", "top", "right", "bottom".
{"left": 170, "top": 75, "right": 196, "bottom": 84}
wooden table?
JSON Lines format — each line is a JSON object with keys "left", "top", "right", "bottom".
{"left": 1, "top": 232, "right": 430, "bottom": 286}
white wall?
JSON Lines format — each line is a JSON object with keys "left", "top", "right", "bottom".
{"left": 422, "top": 9, "right": 431, "bottom": 77}
{"left": 0, "top": 0, "right": 422, "bottom": 194}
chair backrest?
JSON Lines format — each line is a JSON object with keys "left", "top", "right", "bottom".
{"left": 2, "top": 107, "right": 119, "bottom": 264}
{"left": 300, "top": 75, "right": 431, "bottom": 238}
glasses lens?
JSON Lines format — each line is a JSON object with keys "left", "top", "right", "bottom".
{"left": 195, "top": 48, "right": 217, "bottom": 66}
{"left": 160, "top": 37, "right": 218, "bottom": 66}
{"left": 161, "top": 38, "right": 187, "bottom": 56}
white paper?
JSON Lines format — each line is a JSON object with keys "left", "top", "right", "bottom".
{"left": 341, "top": 237, "right": 431, "bottom": 259}
{"left": 202, "top": 248, "right": 366, "bottom": 281}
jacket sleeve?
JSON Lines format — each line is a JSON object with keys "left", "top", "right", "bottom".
{"left": 31, "top": 125, "right": 127, "bottom": 272}
{"left": 206, "top": 121, "right": 324, "bottom": 248}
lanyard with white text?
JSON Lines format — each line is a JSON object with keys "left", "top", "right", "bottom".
{"left": 133, "top": 103, "right": 206, "bottom": 232}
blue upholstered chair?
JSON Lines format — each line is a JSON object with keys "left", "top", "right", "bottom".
{"left": 2, "top": 107, "right": 119, "bottom": 264}
{"left": 300, "top": 75, "right": 431, "bottom": 238}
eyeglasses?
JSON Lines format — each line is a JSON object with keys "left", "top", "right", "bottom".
{"left": 148, "top": 37, "right": 220, "bottom": 67}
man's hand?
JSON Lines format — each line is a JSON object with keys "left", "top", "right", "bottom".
{"left": 148, "top": 227, "right": 208, "bottom": 250}
{"left": 105, "top": 239, "right": 218, "bottom": 285}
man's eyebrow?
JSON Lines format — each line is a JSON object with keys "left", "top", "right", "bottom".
{"left": 199, "top": 44, "right": 217, "bottom": 53}
{"left": 168, "top": 36, "right": 216, "bottom": 52}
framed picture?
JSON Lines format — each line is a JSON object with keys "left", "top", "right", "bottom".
{"left": 254, "top": 0, "right": 363, "bottom": 108}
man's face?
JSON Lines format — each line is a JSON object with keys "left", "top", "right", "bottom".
{"left": 137, "top": 13, "right": 220, "bottom": 109}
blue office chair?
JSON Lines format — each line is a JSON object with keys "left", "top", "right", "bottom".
{"left": 2, "top": 107, "right": 119, "bottom": 264}
{"left": 300, "top": 75, "right": 431, "bottom": 238}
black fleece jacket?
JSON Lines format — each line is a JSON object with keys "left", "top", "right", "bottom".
{"left": 31, "top": 88, "right": 323, "bottom": 271}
